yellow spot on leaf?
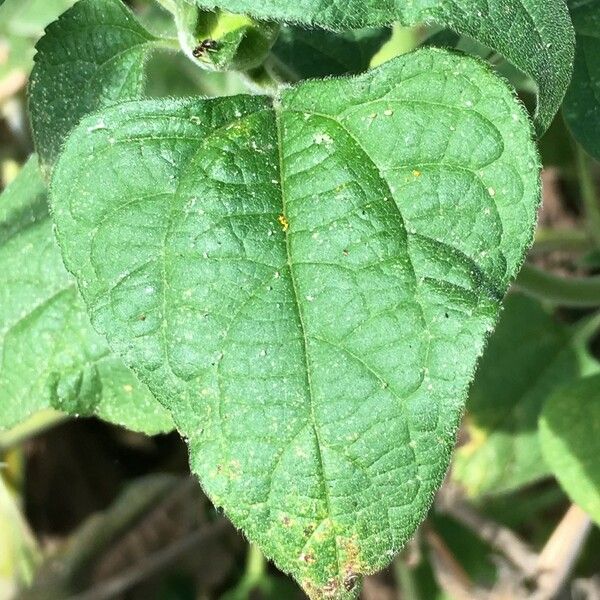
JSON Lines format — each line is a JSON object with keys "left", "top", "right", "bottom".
{"left": 278, "top": 214, "right": 289, "bottom": 232}
{"left": 412, "top": 170, "right": 421, "bottom": 178}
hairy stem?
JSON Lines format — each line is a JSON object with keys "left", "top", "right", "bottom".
{"left": 531, "top": 227, "right": 592, "bottom": 255}
{"left": 533, "top": 504, "right": 592, "bottom": 600}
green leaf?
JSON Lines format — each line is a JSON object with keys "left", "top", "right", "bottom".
{"left": 184, "top": 0, "right": 574, "bottom": 134}
{"left": 50, "top": 49, "right": 539, "bottom": 598}
{"left": 540, "top": 374, "right": 600, "bottom": 525}
{"left": 563, "top": 0, "right": 600, "bottom": 160}
{"left": 270, "top": 26, "right": 391, "bottom": 80}
{"left": 0, "top": 476, "right": 40, "bottom": 597}
{"left": 454, "top": 294, "right": 594, "bottom": 496}
{"left": 0, "top": 156, "right": 173, "bottom": 435}
{"left": 172, "top": 5, "right": 280, "bottom": 72}
{"left": 28, "top": 0, "right": 160, "bottom": 172}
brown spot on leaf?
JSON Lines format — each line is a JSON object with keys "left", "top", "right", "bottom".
{"left": 299, "top": 552, "right": 315, "bottom": 564}
{"left": 343, "top": 572, "right": 358, "bottom": 591}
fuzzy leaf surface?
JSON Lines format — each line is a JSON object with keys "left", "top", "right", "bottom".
{"left": 0, "top": 157, "right": 173, "bottom": 434}
{"left": 28, "top": 0, "right": 159, "bottom": 171}
{"left": 185, "top": 0, "right": 574, "bottom": 134}
{"left": 270, "top": 26, "right": 391, "bottom": 80}
{"left": 50, "top": 49, "right": 539, "bottom": 598}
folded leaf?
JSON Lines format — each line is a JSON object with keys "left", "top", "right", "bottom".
{"left": 540, "top": 374, "right": 600, "bottom": 525}
{"left": 50, "top": 49, "right": 539, "bottom": 598}
{"left": 173, "top": 5, "right": 280, "bottom": 72}
{"left": 184, "top": 0, "right": 574, "bottom": 134}
{"left": 28, "top": 0, "right": 160, "bottom": 172}
{"left": 0, "top": 157, "right": 173, "bottom": 435}
{"left": 563, "top": 0, "right": 600, "bottom": 160}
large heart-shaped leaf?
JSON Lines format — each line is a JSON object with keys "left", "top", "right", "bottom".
{"left": 184, "top": 0, "right": 574, "bottom": 134}
{"left": 0, "top": 157, "right": 173, "bottom": 434}
{"left": 50, "top": 49, "right": 539, "bottom": 598}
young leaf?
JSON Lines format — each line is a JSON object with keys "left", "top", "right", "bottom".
{"left": 563, "top": 0, "right": 600, "bottom": 160}
{"left": 173, "top": 4, "right": 280, "bottom": 72}
{"left": 270, "top": 26, "right": 392, "bottom": 80}
{"left": 184, "top": 0, "right": 574, "bottom": 134}
{"left": 50, "top": 49, "right": 540, "bottom": 598}
{"left": 0, "top": 157, "right": 173, "bottom": 435}
{"left": 28, "top": 0, "right": 160, "bottom": 172}
{"left": 454, "top": 294, "right": 596, "bottom": 496}
{"left": 540, "top": 374, "right": 600, "bottom": 525}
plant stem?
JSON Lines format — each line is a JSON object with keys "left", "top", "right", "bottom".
{"left": 436, "top": 484, "right": 538, "bottom": 578}
{"left": 533, "top": 504, "right": 592, "bottom": 600}
{"left": 153, "top": 37, "right": 181, "bottom": 52}
{"left": 68, "top": 519, "right": 231, "bottom": 600}
{"left": 515, "top": 264, "right": 600, "bottom": 307}
{"left": 245, "top": 543, "right": 267, "bottom": 586}
{"left": 531, "top": 227, "right": 592, "bottom": 255}
{"left": 220, "top": 544, "right": 267, "bottom": 600}
{"left": 394, "top": 557, "right": 421, "bottom": 600}
{"left": 576, "top": 146, "right": 600, "bottom": 248}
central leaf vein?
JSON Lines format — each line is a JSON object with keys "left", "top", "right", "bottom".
{"left": 273, "top": 102, "right": 342, "bottom": 573}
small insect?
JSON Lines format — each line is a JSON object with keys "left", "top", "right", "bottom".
{"left": 192, "top": 39, "right": 218, "bottom": 58}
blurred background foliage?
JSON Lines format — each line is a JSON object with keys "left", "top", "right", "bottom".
{"left": 1, "top": 0, "right": 600, "bottom": 598}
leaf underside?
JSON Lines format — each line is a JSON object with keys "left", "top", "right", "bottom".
{"left": 50, "top": 49, "right": 539, "bottom": 598}
{"left": 0, "top": 157, "right": 173, "bottom": 434}
{"left": 185, "top": 0, "right": 574, "bottom": 134}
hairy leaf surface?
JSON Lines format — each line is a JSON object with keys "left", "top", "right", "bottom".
{"left": 173, "top": 4, "right": 280, "bottom": 72}
{"left": 0, "top": 157, "right": 173, "bottom": 434}
{"left": 185, "top": 0, "right": 574, "bottom": 134}
{"left": 563, "top": 0, "right": 600, "bottom": 160}
{"left": 271, "top": 26, "right": 391, "bottom": 80}
{"left": 50, "top": 49, "right": 539, "bottom": 598}
{"left": 28, "top": 0, "right": 159, "bottom": 171}
{"left": 540, "top": 374, "right": 600, "bottom": 525}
